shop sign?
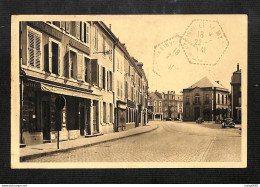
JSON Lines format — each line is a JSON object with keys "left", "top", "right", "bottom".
{"left": 24, "top": 81, "right": 41, "bottom": 89}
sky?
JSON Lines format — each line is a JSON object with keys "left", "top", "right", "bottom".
{"left": 104, "top": 15, "right": 247, "bottom": 93}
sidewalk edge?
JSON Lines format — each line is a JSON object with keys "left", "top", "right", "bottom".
{"left": 20, "top": 124, "right": 159, "bottom": 162}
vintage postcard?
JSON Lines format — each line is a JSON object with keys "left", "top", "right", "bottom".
{"left": 11, "top": 15, "right": 247, "bottom": 168}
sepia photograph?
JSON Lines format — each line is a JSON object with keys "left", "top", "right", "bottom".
{"left": 11, "top": 15, "right": 247, "bottom": 168}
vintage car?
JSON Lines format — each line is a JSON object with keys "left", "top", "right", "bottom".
{"left": 196, "top": 117, "right": 204, "bottom": 124}
{"left": 221, "top": 118, "right": 235, "bottom": 128}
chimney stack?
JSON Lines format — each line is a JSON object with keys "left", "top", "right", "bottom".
{"left": 109, "top": 24, "right": 111, "bottom": 30}
{"left": 215, "top": 81, "right": 219, "bottom": 84}
{"left": 237, "top": 63, "right": 239, "bottom": 71}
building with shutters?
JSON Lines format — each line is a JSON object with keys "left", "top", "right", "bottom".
{"left": 183, "top": 76, "right": 230, "bottom": 122}
{"left": 162, "top": 91, "right": 183, "bottom": 120}
{"left": 231, "top": 64, "right": 241, "bottom": 124}
{"left": 148, "top": 91, "right": 164, "bottom": 120}
{"left": 19, "top": 21, "right": 149, "bottom": 146}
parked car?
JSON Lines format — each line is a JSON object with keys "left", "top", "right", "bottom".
{"left": 196, "top": 117, "right": 204, "bottom": 124}
{"left": 221, "top": 118, "right": 235, "bottom": 128}
{"left": 166, "top": 118, "right": 172, "bottom": 121}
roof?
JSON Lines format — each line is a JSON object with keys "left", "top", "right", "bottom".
{"left": 149, "top": 92, "right": 162, "bottom": 100}
{"left": 187, "top": 76, "right": 228, "bottom": 90}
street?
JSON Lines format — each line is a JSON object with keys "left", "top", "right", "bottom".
{"left": 27, "top": 121, "right": 241, "bottom": 162}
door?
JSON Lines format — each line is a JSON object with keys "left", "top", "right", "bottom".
{"left": 194, "top": 107, "right": 200, "bottom": 121}
{"left": 42, "top": 101, "right": 50, "bottom": 142}
{"left": 80, "top": 106, "right": 85, "bottom": 136}
{"left": 85, "top": 107, "right": 91, "bottom": 135}
{"left": 93, "top": 103, "right": 99, "bottom": 133}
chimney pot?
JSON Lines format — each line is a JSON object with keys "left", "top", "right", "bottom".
{"left": 237, "top": 63, "right": 239, "bottom": 71}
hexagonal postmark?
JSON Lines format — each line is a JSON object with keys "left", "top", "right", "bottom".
{"left": 153, "top": 34, "right": 182, "bottom": 76}
{"left": 180, "top": 19, "right": 229, "bottom": 66}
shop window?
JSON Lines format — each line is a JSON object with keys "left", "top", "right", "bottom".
{"left": 27, "top": 27, "right": 41, "bottom": 68}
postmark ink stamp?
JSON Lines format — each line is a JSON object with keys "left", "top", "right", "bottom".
{"left": 153, "top": 34, "right": 182, "bottom": 76}
{"left": 180, "top": 19, "right": 229, "bottom": 66}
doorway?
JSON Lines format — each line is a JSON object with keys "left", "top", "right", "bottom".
{"left": 42, "top": 101, "right": 50, "bottom": 142}
{"left": 194, "top": 107, "right": 200, "bottom": 121}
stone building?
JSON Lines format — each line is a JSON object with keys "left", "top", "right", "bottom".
{"left": 183, "top": 76, "right": 230, "bottom": 122}
{"left": 19, "top": 21, "right": 149, "bottom": 146}
{"left": 148, "top": 91, "right": 163, "bottom": 120}
{"left": 162, "top": 91, "right": 183, "bottom": 120}
{"left": 231, "top": 64, "right": 241, "bottom": 124}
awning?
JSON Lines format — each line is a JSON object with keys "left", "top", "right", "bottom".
{"left": 41, "top": 82, "right": 102, "bottom": 101}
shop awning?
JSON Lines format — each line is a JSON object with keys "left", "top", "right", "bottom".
{"left": 41, "top": 82, "right": 102, "bottom": 101}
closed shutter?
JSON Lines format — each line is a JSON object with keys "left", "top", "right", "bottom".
{"left": 78, "top": 53, "right": 82, "bottom": 80}
{"left": 64, "top": 51, "right": 70, "bottom": 78}
{"left": 61, "top": 22, "right": 66, "bottom": 30}
{"left": 28, "top": 31, "right": 35, "bottom": 66}
{"left": 48, "top": 42, "right": 52, "bottom": 72}
{"left": 99, "top": 65, "right": 102, "bottom": 88}
{"left": 107, "top": 71, "right": 109, "bottom": 91}
{"left": 66, "top": 21, "right": 70, "bottom": 33}
{"left": 44, "top": 44, "right": 49, "bottom": 72}
{"left": 76, "top": 21, "right": 80, "bottom": 39}
{"left": 58, "top": 45, "right": 60, "bottom": 75}
{"left": 91, "top": 59, "right": 98, "bottom": 85}
{"left": 81, "top": 22, "right": 84, "bottom": 41}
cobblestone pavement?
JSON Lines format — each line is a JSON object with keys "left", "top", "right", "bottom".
{"left": 28, "top": 121, "right": 241, "bottom": 162}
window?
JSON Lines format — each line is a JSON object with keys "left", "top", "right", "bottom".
{"left": 222, "top": 95, "right": 224, "bottom": 104}
{"left": 103, "top": 102, "right": 106, "bottom": 123}
{"left": 117, "top": 80, "right": 120, "bottom": 98}
{"left": 102, "top": 36, "right": 106, "bottom": 53}
{"left": 107, "top": 71, "right": 112, "bottom": 91}
{"left": 159, "top": 101, "right": 162, "bottom": 106}
{"left": 94, "top": 27, "right": 98, "bottom": 50}
{"left": 195, "top": 94, "right": 200, "bottom": 104}
{"left": 218, "top": 94, "right": 220, "bottom": 104}
{"left": 186, "top": 95, "right": 190, "bottom": 104}
{"left": 205, "top": 94, "right": 209, "bottom": 104}
{"left": 120, "top": 82, "right": 123, "bottom": 98}
{"left": 154, "top": 101, "right": 157, "bottom": 106}
{"left": 102, "top": 67, "right": 106, "bottom": 89}
{"left": 61, "top": 22, "right": 66, "bottom": 30}
{"left": 51, "top": 42, "right": 60, "bottom": 75}
{"left": 90, "top": 59, "right": 98, "bottom": 86}
{"left": 226, "top": 95, "right": 228, "bottom": 104}
{"left": 125, "top": 81, "right": 128, "bottom": 99}
{"left": 80, "top": 22, "right": 83, "bottom": 41}
{"left": 65, "top": 21, "right": 70, "bottom": 33}
{"left": 84, "top": 22, "right": 90, "bottom": 44}
{"left": 131, "top": 87, "right": 134, "bottom": 100}
{"left": 28, "top": 27, "right": 41, "bottom": 68}
{"left": 84, "top": 57, "right": 90, "bottom": 83}
{"left": 110, "top": 103, "right": 113, "bottom": 123}
{"left": 109, "top": 42, "right": 112, "bottom": 61}
{"left": 70, "top": 50, "right": 77, "bottom": 79}
{"left": 53, "top": 21, "right": 60, "bottom": 27}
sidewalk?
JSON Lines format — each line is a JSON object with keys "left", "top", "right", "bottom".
{"left": 20, "top": 122, "right": 158, "bottom": 161}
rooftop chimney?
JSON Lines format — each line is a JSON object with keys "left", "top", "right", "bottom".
{"left": 237, "top": 63, "right": 239, "bottom": 71}
{"left": 215, "top": 81, "right": 220, "bottom": 84}
{"left": 109, "top": 24, "right": 111, "bottom": 30}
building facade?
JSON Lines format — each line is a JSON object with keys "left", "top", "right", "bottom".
{"left": 231, "top": 64, "right": 241, "bottom": 124}
{"left": 19, "top": 21, "right": 149, "bottom": 146}
{"left": 148, "top": 91, "right": 163, "bottom": 120}
{"left": 183, "top": 76, "right": 230, "bottom": 122}
{"left": 162, "top": 91, "right": 183, "bottom": 120}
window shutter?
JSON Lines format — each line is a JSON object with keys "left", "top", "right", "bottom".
{"left": 58, "top": 45, "right": 60, "bottom": 75}
{"left": 99, "top": 65, "right": 102, "bottom": 88}
{"left": 35, "top": 34, "right": 41, "bottom": 68}
{"left": 44, "top": 44, "right": 49, "bottom": 72}
{"left": 28, "top": 31, "right": 35, "bottom": 66}
{"left": 66, "top": 22, "right": 70, "bottom": 33}
{"left": 81, "top": 22, "right": 84, "bottom": 41}
{"left": 64, "top": 51, "right": 70, "bottom": 78}
{"left": 107, "top": 71, "right": 109, "bottom": 91}
{"left": 91, "top": 59, "right": 98, "bottom": 85}
{"left": 48, "top": 42, "right": 52, "bottom": 73}
{"left": 61, "top": 22, "right": 66, "bottom": 30}
{"left": 81, "top": 57, "right": 85, "bottom": 81}
{"left": 78, "top": 53, "right": 82, "bottom": 80}
{"left": 97, "top": 64, "right": 99, "bottom": 87}
{"left": 76, "top": 21, "right": 80, "bottom": 39}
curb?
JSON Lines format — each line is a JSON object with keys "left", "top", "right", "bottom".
{"left": 20, "top": 124, "right": 159, "bottom": 162}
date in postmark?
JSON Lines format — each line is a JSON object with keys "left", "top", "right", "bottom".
{"left": 153, "top": 34, "right": 182, "bottom": 76}
{"left": 180, "top": 19, "right": 229, "bottom": 66}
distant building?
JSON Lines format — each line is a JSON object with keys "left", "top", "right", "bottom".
{"left": 231, "top": 64, "right": 241, "bottom": 124}
{"left": 162, "top": 91, "right": 183, "bottom": 120}
{"left": 183, "top": 76, "right": 230, "bottom": 122}
{"left": 148, "top": 91, "right": 163, "bottom": 120}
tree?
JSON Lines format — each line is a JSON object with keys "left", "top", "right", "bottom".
{"left": 203, "top": 108, "right": 212, "bottom": 122}
{"left": 214, "top": 108, "right": 221, "bottom": 122}
{"left": 220, "top": 108, "right": 228, "bottom": 119}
